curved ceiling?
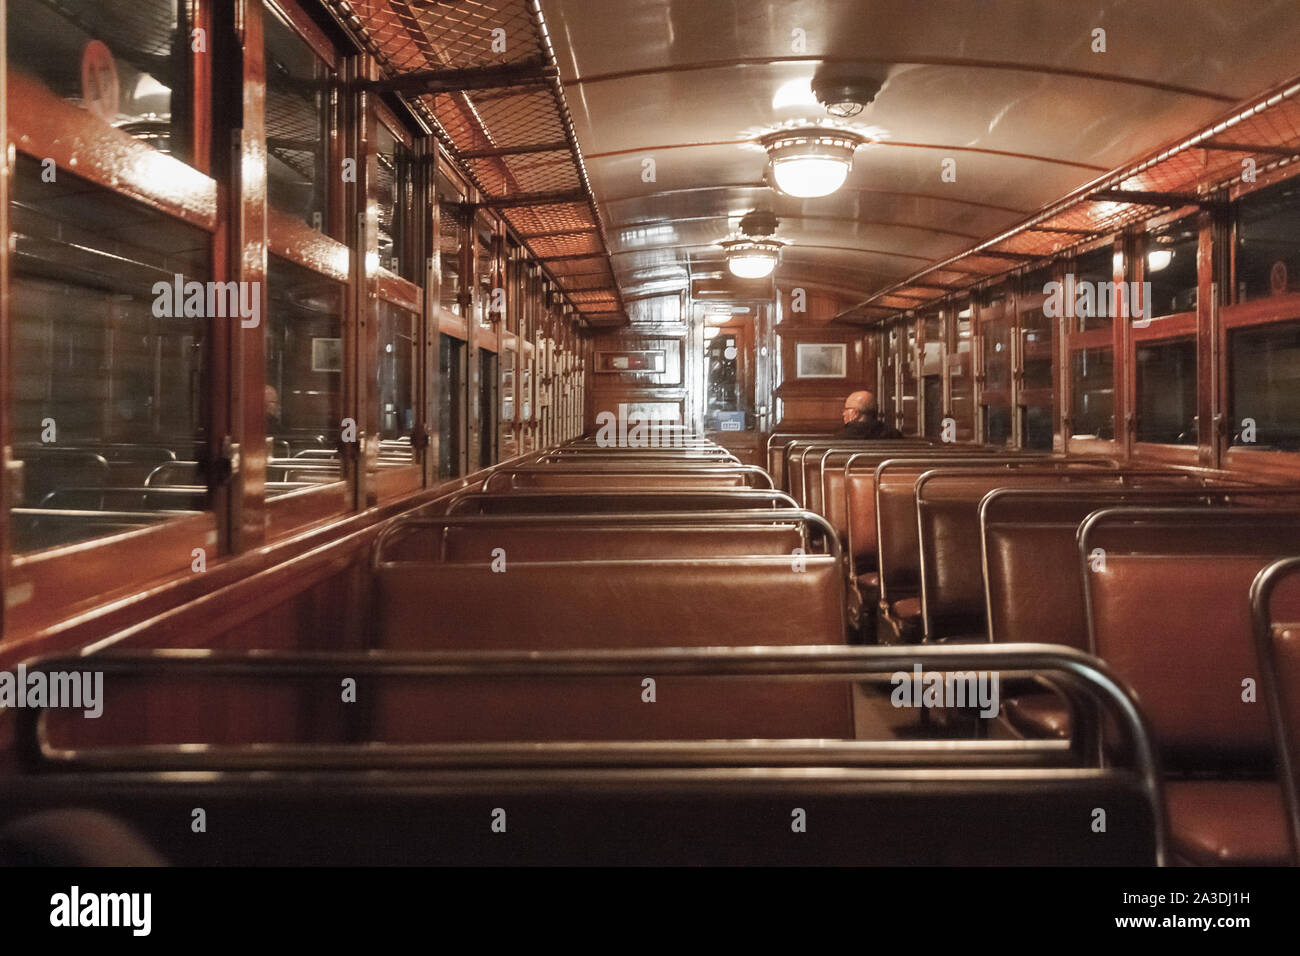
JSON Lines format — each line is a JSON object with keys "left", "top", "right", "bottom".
{"left": 539, "top": 0, "right": 1300, "bottom": 309}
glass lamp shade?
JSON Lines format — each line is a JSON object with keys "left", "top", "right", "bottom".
{"left": 728, "top": 252, "right": 778, "bottom": 279}
{"left": 761, "top": 129, "right": 864, "bottom": 198}
{"left": 771, "top": 155, "right": 851, "bottom": 198}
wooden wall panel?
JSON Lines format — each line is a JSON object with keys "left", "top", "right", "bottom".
{"left": 773, "top": 286, "right": 874, "bottom": 428}
{"left": 584, "top": 294, "right": 691, "bottom": 432}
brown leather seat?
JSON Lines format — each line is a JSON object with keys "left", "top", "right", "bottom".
{"left": 1165, "top": 781, "right": 1291, "bottom": 865}
{"left": 872, "top": 456, "right": 1104, "bottom": 644}
{"left": 1082, "top": 508, "right": 1300, "bottom": 866}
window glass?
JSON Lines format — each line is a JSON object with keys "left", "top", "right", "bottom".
{"left": 375, "top": 122, "right": 415, "bottom": 281}
{"left": 437, "top": 181, "right": 465, "bottom": 315}
{"left": 880, "top": 329, "right": 898, "bottom": 423}
{"left": 1073, "top": 246, "right": 1115, "bottom": 332}
{"left": 9, "top": 157, "right": 210, "bottom": 552}
{"left": 438, "top": 335, "right": 464, "bottom": 478}
{"left": 1020, "top": 266, "right": 1056, "bottom": 450}
{"left": 479, "top": 351, "right": 498, "bottom": 469}
{"left": 1229, "top": 320, "right": 1300, "bottom": 450}
{"left": 475, "top": 226, "right": 496, "bottom": 329}
{"left": 376, "top": 302, "right": 416, "bottom": 467}
{"left": 1020, "top": 267, "right": 1055, "bottom": 393}
{"left": 949, "top": 304, "right": 975, "bottom": 440}
{"left": 1070, "top": 347, "right": 1115, "bottom": 439}
{"left": 706, "top": 329, "right": 742, "bottom": 430}
{"left": 921, "top": 312, "right": 942, "bottom": 376}
{"left": 981, "top": 317, "right": 1011, "bottom": 393}
{"left": 264, "top": 2, "right": 333, "bottom": 234}
{"left": 1236, "top": 179, "right": 1300, "bottom": 302}
{"left": 1136, "top": 338, "right": 1197, "bottom": 445}
{"left": 265, "top": 255, "right": 344, "bottom": 492}
{"left": 8, "top": 0, "right": 195, "bottom": 164}
{"left": 900, "top": 323, "right": 918, "bottom": 434}
{"left": 1146, "top": 218, "right": 1198, "bottom": 318}
{"left": 983, "top": 405, "right": 1012, "bottom": 446}
{"left": 500, "top": 350, "right": 517, "bottom": 459}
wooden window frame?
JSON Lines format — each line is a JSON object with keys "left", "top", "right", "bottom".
{"left": 260, "top": 0, "right": 354, "bottom": 539}
{"left": 2, "top": 0, "right": 225, "bottom": 638}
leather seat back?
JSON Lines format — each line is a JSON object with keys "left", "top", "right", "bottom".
{"left": 917, "top": 470, "right": 1226, "bottom": 639}
{"left": 1082, "top": 509, "right": 1300, "bottom": 770}
{"left": 983, "top": 487, "right": 1297, "bottom": 647}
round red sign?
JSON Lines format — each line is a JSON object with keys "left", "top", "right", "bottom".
{"left": 80, "top": 40, "right": 120, "bottom": 122}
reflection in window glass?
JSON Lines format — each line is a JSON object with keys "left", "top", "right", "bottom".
{"left": 1236, "top": 179, "right": 1300, "bottom": 302}
{"left": 949, "top": 305, "right": 975, "bottom": 441}
{"left": 476, "top": 228, "right": 496, "bottom": 329}
{"left": 1070, "top": 347, "right": 1115, "bottom": 439}
{"left": 921, "top": 312, "right": 942, "bottom": 376}
{"left": 9, "top": 0, "right": 194, "bottom": 163}
{"left": 265, "top": 255, "right": 343, "bottom": 492}
{"left": 439, "top": 335, "right": 464, "bottom": 478}
{"left": 264, "top": 2, "right": 333, "bottom": 234}
{"left": 375, "top": 123, "right": 415, "bottom": 281}
{"left": 1136, "top": 338, "right": 1197, "bottom": 445}
{"left": 880, "top": 329, "right": 898, "bottom": 423}
{"left": 376, "top": 303, "right": 416, "bottom": 468}
{"left": 900, "top": 324, "right": 918, "bottom": 434}
{"left": 438, "top": 196, "right": 465, "bottom": 315}
{"left": 1230, "top": 320, "right": 1300, "bottom": 450}
{"left": 9, "top": 158, "right": 210, "bottom": 552}
{"left": 501, "top": 350, "right": 517, "bottom": 460}
{"left": 1145, "top": 219, "right": 1198, "bottom": 318}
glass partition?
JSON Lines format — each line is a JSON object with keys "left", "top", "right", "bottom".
{"left": 265, "top": 255, "right": 345, "bottom": 493}
{"left": 9, "top": 158, "right": 211, "bottom": 552}
{"left": 1136, "top": 338, "right": 1197, "bottom": 445}
{"left": 1229, "top": 319, "right": 1300, "bottom": 450}
{"left": 264, "top": 1, "right": 335, "bottom": 235}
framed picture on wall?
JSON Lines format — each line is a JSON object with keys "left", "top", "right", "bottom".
{"left": 796, "top": 343, "right": 846, "bottom": 379}
{"left": 311, "top": 338, "right": 343, "bottom": 372}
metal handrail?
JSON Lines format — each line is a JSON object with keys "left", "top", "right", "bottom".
{"left": 372, "top": 508, "right": 842, "bottom": 570}
{"left": 8, "top": 642, "right": 1164, "bottom": 864}
{"left": 482, "top": 463, "right": 774, "bottom": 491}
{"left": 439, "top": 488, "right": 801, "bottom": 515}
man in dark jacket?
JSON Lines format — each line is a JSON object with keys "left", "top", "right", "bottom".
{"left": 837, "top": 390, "right": 902, "bottom": 439}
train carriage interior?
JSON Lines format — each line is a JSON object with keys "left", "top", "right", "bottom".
{"left": 1, "top": 0, "right": 1300, "bottom": 874}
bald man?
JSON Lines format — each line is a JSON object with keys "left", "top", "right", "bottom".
{"left": 837, "top": 390, "right": 901, "bottom": 439}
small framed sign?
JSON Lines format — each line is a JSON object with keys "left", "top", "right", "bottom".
{"left": 796, "top": 343, "right": 846, "bottom": 379}
{"left": 595, "top": 350, "right": 666, "bottom": 373}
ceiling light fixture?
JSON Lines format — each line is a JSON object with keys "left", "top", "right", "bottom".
{"left": 719, "top": 209, "right": 786, "bottom": 279}
{"left": 810, "top": 64, "right": 886, "bottom": 119}
{"left": 760, "top": 128, "right": 867, "bottom": 198}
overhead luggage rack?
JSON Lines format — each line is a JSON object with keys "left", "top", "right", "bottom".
{"left": 325, "top": 0, "right": 625, "bottom": 326}
{"left": 838, "top": 75, "right": 1300, "bottom": 323}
